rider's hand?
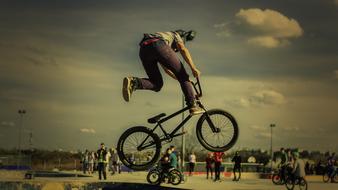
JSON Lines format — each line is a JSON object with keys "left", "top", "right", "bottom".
{"left": 191, "top": 67, "right": 201, "bottom": 78}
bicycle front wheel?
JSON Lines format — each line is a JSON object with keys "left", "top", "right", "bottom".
{"left": 298, "top": 178, "right": 307, "bottom": 190}
{"left": 169, "top": 169, "right": 182, "bottom": 185}
{"left": 323, "top": 172, "right": 330, "bottom": 183}
{"left": 117, "top": 126, "right": 161, "bottom": 171}
{"left": 147, "top": 169, "right": 161, "bottom": 185}
{"left": 196, "top": 109, "right": 238, "bottom": 152}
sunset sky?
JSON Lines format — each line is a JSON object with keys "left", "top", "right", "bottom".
{"left": 1, "top": 0, "right": 338, "bottom": 153}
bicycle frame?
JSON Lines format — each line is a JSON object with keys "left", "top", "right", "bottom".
{"left": 137, "top": 78, "right": 218, "bottom": 151}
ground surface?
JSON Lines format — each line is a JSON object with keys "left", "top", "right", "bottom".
{"left": 0, "top": 170, "right": 337, "bottom": 190}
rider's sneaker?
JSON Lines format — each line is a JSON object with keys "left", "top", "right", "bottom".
{"left": 189, "top": 104, "right": 205, "bottom": 115}
{"left": 122, "top": 77, "right": 137, "bottom": 102}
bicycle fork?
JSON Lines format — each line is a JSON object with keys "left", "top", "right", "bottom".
{"left": 198, "top": 102, "right": 219, "bottom": 133}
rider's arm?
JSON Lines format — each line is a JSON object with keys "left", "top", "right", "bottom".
{"left": 176, "top": 41, "right": 200, "bottom": 78}
{"left": 160, "top": 64, "right": 177, "bottom": 80}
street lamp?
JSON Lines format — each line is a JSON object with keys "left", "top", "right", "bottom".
{"left": 270, "top": 123, "right": 276, "bottom": 172}
{"left": 181, "top": 94, "right": 186, "bottom": 170}
{"left": 18, "top": 109, "right": 26, "bottom": 169}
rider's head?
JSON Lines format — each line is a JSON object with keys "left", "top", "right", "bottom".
{"left": 175, "top": 29, "right": 196, "bottom": 42}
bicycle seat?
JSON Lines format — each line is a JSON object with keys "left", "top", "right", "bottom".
{"left": 148, "top": 113, "right": 166, "bottom": 124}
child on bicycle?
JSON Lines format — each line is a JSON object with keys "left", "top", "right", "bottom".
{"left": 122, "top": 30, "right": 204, "bottom": 115}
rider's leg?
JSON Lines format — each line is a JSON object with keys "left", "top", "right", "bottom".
{"left": 122, "top": 46, "right": 163, "bottom": 102}
{"left": 155, "top": 43, "right": 204, "bottom": 115}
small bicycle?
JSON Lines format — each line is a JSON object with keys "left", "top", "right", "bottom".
{"left": 323, "top": 166, "right": 337, "bottom": 183}
{"left": 285, "top": 175, "right": 308, "bottom": 190}
{"left": 147, "top": 164, "right": 183, "bottom": 185}
{"left": 117, "top": 78, "right": 239, "bottom": 170}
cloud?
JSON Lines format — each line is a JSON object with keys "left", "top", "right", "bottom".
{"left": 251, "top": 90, "right": 287, "bottom": 105}
{"left": 247, "top": 36, "right": 289, "bottom": 48}
{"left": 80, "top": 128, "right": 96, "bottom": 134}
{"left": 1, "top": 121, "right": 15, "bottom": 127}
{"left": 216, "top": 8, "right": 303, "bottom": 48}
{"left": 237, "top": 90, "right": 287, "bottom": 107}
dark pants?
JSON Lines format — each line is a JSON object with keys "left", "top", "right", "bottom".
{"left": 138, "top": 40, "right": 195, "bottom": 105}
{"left": 206, "top": 166, "right": 213, "bottom": 179}
{"left": 233, "top": 166, "right": 241, "bottom": 180}
{"left": 214, "top": 162, "right": 221, "bottom": 181}
{"left": 82, "top": 162, "right": 88, "bottom": 174}
{"left": 97, "top": 162, "right": 107, "bottom": 180}
{"left": 189, "top": 163, "right": 195, "bottom": 175}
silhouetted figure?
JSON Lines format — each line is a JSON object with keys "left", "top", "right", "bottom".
{"left": 232, "top": 151, "right": 242, "bottom": 181}
{"left": 96, "top": 143, "right": 108, "bottom": 180}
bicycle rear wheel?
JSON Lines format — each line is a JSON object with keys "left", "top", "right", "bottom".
{"left": 196, "top": 109, "right": 238, "bottom": 152}
{"left": 117, "top": 126, "right": 161, "bottom": 171}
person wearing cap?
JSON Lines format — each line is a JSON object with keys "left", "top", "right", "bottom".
{"left": 122, "top": 30, "right": 204, "bottom": 115}
{"left": 96, "top": 143, "right": 108, "bottom": 180}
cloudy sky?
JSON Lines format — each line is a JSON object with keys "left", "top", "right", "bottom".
{"left": 1, "top": 0, "right": 337, "bottom": 152}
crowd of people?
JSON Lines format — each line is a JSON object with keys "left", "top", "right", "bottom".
{"left": 80, "top": 143, "right": 336, "bottom": 183}
{"left": 81, "top": 143, "right": 122, "bottom": 180}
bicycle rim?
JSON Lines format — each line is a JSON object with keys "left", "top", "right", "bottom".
{"left": 299, "top": 179, "right": 307, "bottom": 190}
{"left": 169, "top": 170, "right": 182, "bottom": 185}
{"left": 197, "top": 109, "right": 238, "bottom": 152}
{"left": 117, "top": 126, "right": 161, "bottom": 171}
{"left": 147, "top": 170, "right": 161, "bottom": 185}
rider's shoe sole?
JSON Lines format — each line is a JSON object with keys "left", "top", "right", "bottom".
{"left": 122, "top": 77, "right": 131, "bottom": 102}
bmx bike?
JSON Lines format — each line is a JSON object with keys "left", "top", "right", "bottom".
{"left": 117, "top": 78, "right": 239, "bottom": 171}
{"left": 147, "top": 164, "right": 183, "bottom": 185}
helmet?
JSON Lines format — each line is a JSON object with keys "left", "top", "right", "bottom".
{"left": 175, "top": 29, "right": 196, "bottom": 42}
{"left": 185, "top": 30, "right": 196, "bottom": 41}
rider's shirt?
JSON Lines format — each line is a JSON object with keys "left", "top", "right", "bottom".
{"left": 292, "top": 158, "right": 305, "bottom": 177}
{"left": 152, "top": 32, "right": 184, "bottom": 46}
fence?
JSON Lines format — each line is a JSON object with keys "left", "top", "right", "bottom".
{"left": 0, "top": 155, "right": 32, "bottom": 170}
{"left": 182, "top": 162, "right": 266, "bottom": 173}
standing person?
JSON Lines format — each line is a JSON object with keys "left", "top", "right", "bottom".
{"left": 169, "top": 145, "right": 178, "bottom": 169}
{"left": 213, "top": 152, "right": 224, "bottom": 182}
{"left": 231, "top": 151, "right": 242, "bottom": 181}
{"left": 122, "top": 30, "right": 204, "bottom": 115}
{"left": 188, "top": 152, "right": 196, "bottom": 176}
{"left": 82, "top": 150, "right": 89, "bottom": 174}
{"left": 111, "top": 148, "right": 120, "bottom": 175}
{"left": 327, "top": 152, "right": 336, "bottom": 183}
{"left": 205, "top": 153, "right": 214, "bottom": 180}
{"left": 88, "top": 151, "right": 95, "bottom": 174}
{"left": 96, "top": 143, "right": 108, "bottom": 180}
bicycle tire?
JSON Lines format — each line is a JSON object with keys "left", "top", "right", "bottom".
{"left": 272, "top": 174, "right": 280, "bottom": 185}
{"left": 323, "top": 172, "right": 330, "bottom": 183}
{"left": 169, "top": 169, "right": 182, "bottom": 185}
{"left": 196, "top": 109, "right": 238, "bottom": 152}
{"left": 285, "top": 176, "right": 294, "bottom": 190}
{"left": 299, "top": 178, "right": 307, "bottom": 190}
{"left": 147, "top": 169, "right": 161, "bottom": 185}
{"left": 117, "top": 126, "right": 161, "bottom": 171}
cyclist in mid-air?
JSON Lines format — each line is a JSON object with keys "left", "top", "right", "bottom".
{"left": 122, "top": 30, "right": 204, "bottom": 115}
